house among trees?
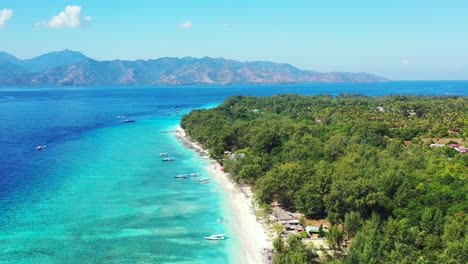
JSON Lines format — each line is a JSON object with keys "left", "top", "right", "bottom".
{"left": 448, "top": 144, "right": 468, "bottom": 153}
{"left": 272, "top": 206, "right": 293, "bottom": 223}
{"left": 306, "top": 225, "right": 328, "bottom": 237}
{"left": 454, "top": 146, "right": 467, "bottom": 153}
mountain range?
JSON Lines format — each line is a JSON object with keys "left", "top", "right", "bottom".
{"left": 0, "top": 50, "right": 388, "bottom": 86}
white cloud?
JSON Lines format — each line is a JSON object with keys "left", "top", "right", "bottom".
{"left": 37, "top": 5, "right": 91, "bottom": 29}
{"left": 0, "top": 8, "right": 13, "bottom": 28}
{"left": 177, "top": 20, "right": 192, "bottom": 29}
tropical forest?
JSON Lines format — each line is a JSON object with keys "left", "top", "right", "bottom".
{"left": 181, "top": 94, "right": 467, "bottom": 264}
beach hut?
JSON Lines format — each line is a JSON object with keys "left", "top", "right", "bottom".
{"left": 286, "top": 219, "right": 300, "bottom": 225}
{"left": 295, "top": 225, "right": 304, "bottom": 232}
{"left": 272, "top": 206, "right": 293, "bottom": 223}
{"left": 306, "top": 226, "right": 320, "bottom": 234}
{"left": 305, "top": 226, "right": 328, "bottom": 234}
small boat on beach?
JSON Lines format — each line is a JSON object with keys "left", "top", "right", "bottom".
{"left": 162, "top": 157, "right": 175, "bottom": 161}
{"left": 175, "top": 174, "right": 188, "bottom": 178}
{"left": 204, "top": 234, "right": 225, "bottom": 240}
{"left": 123, "top": 119, "right": 135, "bottom": 123}
{"left": 36, "top": 145, "right": 47, "bottom": 150}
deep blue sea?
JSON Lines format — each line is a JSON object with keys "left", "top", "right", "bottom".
{"left": 0, "top": 81, "right": 467, "bottom": 263}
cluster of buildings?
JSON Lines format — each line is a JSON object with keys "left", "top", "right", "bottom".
{"left": 270, "top": 206, "right": 327, "bottom": 239}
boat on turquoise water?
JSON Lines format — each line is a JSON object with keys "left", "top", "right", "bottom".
{"left": 217, "top": 217, "right": 225, "bottom": 223}
{"left": 175, "top": 174, "right": 188, "bottom": 178}
{"left": 159, "top": 152, "right": 169, "bottom": 156}
{"left": 189, "top": 172, "right": 200, "bottom": 177}
{"left": 204, "top": 234, "right": 225, "bottom": 240}
{"left": 36, "top": 145, "right": 47, "bottom": 150}
{"left": 162, "top": 157, "right": 175, "bottom": 161}
{"left": 115, "top": 115, "right": 126, "bottom": 119}
{"left": 123, "top": 119, "right": 135, "bottom": 123}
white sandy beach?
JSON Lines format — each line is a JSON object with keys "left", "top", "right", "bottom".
{"left": 175, "top": 127, "right": 272, "bottom": 264}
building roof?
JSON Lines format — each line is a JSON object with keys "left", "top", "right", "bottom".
{"left": 285, "top": 219, "right": 300, "bottom": 224}
{"left": 295, "top": 225, "right": 304, "bottom": 231}
{"left": 272, "top": 206, "right": 293, "bottom": 221}
{"left": 306, "top": 226, "right": 328, "bottom": 233}
{"left": 306, "top": 226, "right": 320, "bottom": 233}
{"left": 456, "top": 146, "right": 468, "bottom": 153}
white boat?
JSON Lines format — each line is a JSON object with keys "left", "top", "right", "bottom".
{"left": 204, "top": 234, "right": 225, "bottom": 240}
{"left": 159, "top": 153, "right": 169, "bottom": 157}
{"left": 36, "top": 145, "right": 47, "bottom": 150}
{"left": 175, "top": 174, "right": 188, "bottom": 179}
{"left": 198, "top": 178, "right": 209, "bottom": 182}
{"left": 216, "top": 217, "right": 225, "bottom": 223}
{"left": 162, "top": 157, "right": 175, "bottom": 161}
{"left": 189, "top": 172, "right": 200, "bottom": 177}
{"left": 116, "top": 115, "right": 126, "bottom": 119}
{"left": 124, "top": 119, "right": 135, "bottom": 123}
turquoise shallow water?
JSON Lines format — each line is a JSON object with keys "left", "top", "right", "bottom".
{"left": 1, "top": 82, "right": 467, "bottom": 263}
{"left": 0, "top": 118, "right": 236, "bottom": 263}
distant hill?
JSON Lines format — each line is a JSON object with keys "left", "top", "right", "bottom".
{"left": 0, "top": 50, "right": 388, "bottom": 86}
{"left": 0, "top": 61, "right": 27, "bottom": 79}
{"left": 19, "top": 49, "right": 89, "bottom": 73}
{"left": 0, "top": 50, "right": 89, "bottom": 75}
{"left": 0, "top": 52, "right": 22, "bottom": 65}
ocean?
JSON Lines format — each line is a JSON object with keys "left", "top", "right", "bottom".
{"left": 0, "top": 81, "right": 467, "bottom": 263}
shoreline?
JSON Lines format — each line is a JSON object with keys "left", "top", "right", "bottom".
{"left": 174, "top": 126, "right": 273, "bottom": 264}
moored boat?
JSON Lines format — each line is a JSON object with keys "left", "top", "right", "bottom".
{"left": 204, "top": 234, "right": 225, "bottom": 240}
{"left": 175, "top": 174, "right": 188, "bottom": 178}
{"left": 36, "top": 145, "right": 47, "bottom": 150}
{"left": 123, "top": 119, "right": 135, "bottom": 123}
{"left": 162, "top": 157, "right": 175, "bottom": 161}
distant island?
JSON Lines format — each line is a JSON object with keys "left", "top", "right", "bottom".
{"left": 0, "top": 50, "right": 388, "bottom": 86}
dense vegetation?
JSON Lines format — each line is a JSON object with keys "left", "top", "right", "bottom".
{"left": 181, "top": 94, "right": 467, "bottom": 263}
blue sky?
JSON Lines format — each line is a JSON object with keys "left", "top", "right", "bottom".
{"left": 0, "top": 0, "right": 467, "bottom": 80}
